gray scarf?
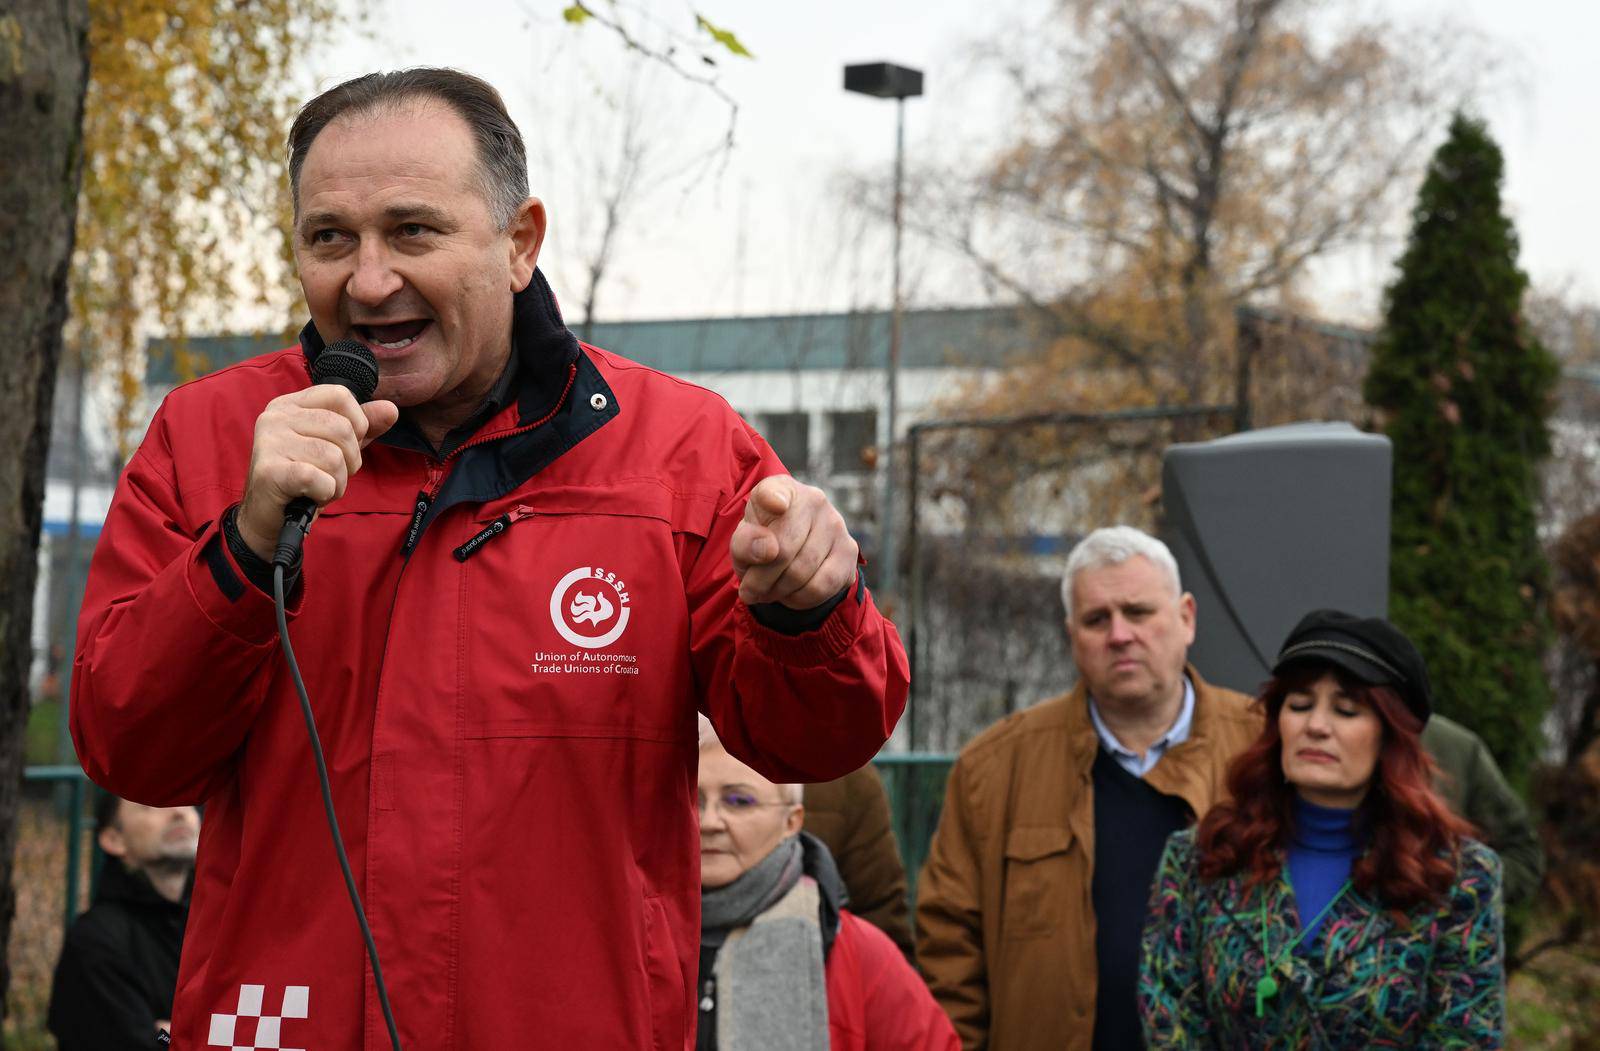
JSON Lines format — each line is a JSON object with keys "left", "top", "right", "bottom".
{"left": 701, "top": 835, "right": 828, "bottom": 1051}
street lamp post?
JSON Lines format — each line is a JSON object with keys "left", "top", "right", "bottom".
{"left": 844, "top": 61, "right": 922, "bottom": 608}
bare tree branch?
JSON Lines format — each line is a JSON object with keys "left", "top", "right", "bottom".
{"left": 534, "top": 0, "right": 744, "bottom": 155}
{"left": 908, "top": 0, "right": 1493, "bottom": 414}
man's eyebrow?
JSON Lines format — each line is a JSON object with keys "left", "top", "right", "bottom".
{"left": 297, "top": 203, "right": 456, "bottom": 231}
{"left": 297, "top": 209, "right": 344, "bottom": 233}
{"left": 382, "top": 203, "right": 455, "bottom": 227}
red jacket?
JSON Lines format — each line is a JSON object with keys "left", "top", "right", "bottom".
{"left": 72, "top": 281, "right": 907, "bottom": 1049}
{"left": 827, "top": 912, "right": 961, "bottom": 1051}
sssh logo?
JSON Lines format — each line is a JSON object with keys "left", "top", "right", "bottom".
{"left": 550, "top": 566, "right": 632, "bottom": 649}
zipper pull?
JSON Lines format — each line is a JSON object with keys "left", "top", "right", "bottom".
{"left": 453, "top": 506, "right": 535, "bottom": 562}
{"left": 401, "top": 462, "right": 447, "bottom": 556}
{"left": 401, "top": 492, "right": 432, "bottom": 556}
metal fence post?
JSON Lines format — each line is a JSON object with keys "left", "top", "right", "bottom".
{"left": 64, "top": 774, "right": 83, "bottom": 929}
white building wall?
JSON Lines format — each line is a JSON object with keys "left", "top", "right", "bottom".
{"left": 675, "top": 364, "right": 995, "bottom": 525}
{"left": 682, "top": 365, "right": 981, "bottom": 430}
{"left": 43, "top": 479, "right": 116, "bottom": 532}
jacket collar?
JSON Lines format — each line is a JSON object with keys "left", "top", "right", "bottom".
{"left": 94, "top": 857, "right": 189, "bottom": 912}
{"left": 1062, "top": 663, "right": 1221, "bottom": 770}
{"left": 1206, "top": 862, "right": 1397, "bottom": 1003}
{"left": 799, "top": 830, "right": 846, "bottom": 960}
{"left": 1062, "top": 664, "right": 1243, "bottom": 824}
{"left": 297, "top": 268, "right": 581, "bottom": 454}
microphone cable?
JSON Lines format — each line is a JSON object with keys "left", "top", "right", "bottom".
{"left": 274, "top": 563, "right": 404, "bottom": 1051}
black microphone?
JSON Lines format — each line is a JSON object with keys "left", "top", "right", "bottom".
{"left": 272, "top": 339, "right": 381, "bottom": 569}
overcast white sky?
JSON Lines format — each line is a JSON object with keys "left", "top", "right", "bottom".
{"left": 312, "top": 0, "right": 1599, "bottom": 327}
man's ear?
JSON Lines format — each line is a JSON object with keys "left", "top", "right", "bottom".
{"left": 98, "top": 825, "right": 127, "bottom": 860}
{"left": 507, "top": 196, "right": 548, "bottom": 293}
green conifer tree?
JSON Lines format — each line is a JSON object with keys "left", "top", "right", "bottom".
{"left": 1365, "top": 114, "right": 1559, "bottom": 786}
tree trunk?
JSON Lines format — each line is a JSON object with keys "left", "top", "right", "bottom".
{"left": 0, "top": 0, "right": 90, "bottom": 1012}
{"left": 1233, "top": 311, "right": 1257, "bottom": 433}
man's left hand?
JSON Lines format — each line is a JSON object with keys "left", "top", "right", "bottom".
{"left": 731, "top": 476, "right": 859, "bottom": 610}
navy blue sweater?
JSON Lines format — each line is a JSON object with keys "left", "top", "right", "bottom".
{"left": 1090, "top": 747, "right": 1190, "bottom": 1050}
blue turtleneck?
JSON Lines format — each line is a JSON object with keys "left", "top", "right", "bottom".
{"left": 1286, "top": 795, "right": 1360, "bottom": 941}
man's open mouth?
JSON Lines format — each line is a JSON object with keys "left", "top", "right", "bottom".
{"left": 356, "top": 320, "right": 432, "bottom": 350}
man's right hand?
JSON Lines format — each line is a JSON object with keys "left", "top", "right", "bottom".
{"left": 236, "top": 385, "right": 399, "bottom": 560}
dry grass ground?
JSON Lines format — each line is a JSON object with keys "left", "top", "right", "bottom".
{"left": 1508, "top": 920, "right": 1600, "bottom": 1050}
{"left": 6, "top": 797, "right": 91, "bottom": 1051}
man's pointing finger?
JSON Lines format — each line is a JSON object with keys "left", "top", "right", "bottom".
{"left": 745, "top": 476, "right": 794, "bottom": 526}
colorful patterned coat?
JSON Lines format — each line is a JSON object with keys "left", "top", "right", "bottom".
{"left": 1139, "top": 829, "right": 1504, "bottom": 1049}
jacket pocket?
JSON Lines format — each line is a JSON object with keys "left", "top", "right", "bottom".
{"left": 458, "top": 495, "right": 689, "bottom": 743}
{"left": 1002, "top": 825, "right": 1076, "bottom": 940}
{"left": 642, "top": 894, "right": 687, "bottom": 1051}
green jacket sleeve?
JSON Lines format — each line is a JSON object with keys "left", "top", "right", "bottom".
{"left": 1461, "top": 737, "right": 1545, "bottom": 909}
{"left": 1425, "top": 715, "right": 1544, "bottom": 910}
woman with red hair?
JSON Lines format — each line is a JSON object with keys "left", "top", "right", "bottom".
{"left": 1138, "top": 610, "right": 1504, "bottom": 1048}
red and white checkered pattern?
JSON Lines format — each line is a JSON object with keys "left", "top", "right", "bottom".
{"left": 208, "top": 984, "right": 310, "bottom": 1051}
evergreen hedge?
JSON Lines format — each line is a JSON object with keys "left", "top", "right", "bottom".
{"left": 1364, "top": 114, "right": 1559, "bottom": 787}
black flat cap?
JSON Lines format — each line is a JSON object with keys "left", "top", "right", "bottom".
{"left": 1272, "top": 609, "right": 1431, "bottom": 723}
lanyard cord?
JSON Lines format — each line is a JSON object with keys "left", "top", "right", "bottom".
{"left": 1254, "top": 877, "right": 1352, "bottom": 1018}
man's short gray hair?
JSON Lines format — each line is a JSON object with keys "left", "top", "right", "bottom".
{"left": 696, "top": 714, "right": 803, "bottom": 806}
{"left": 288, "top": 68, "right": 530, "bottom": 230}
{"left": 1060, "top": 526, "right": 1182, "bottom": 620}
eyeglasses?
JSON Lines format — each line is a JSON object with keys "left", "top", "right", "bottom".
{"left": 697, "top": 789, "right": 793, "bottom": 818}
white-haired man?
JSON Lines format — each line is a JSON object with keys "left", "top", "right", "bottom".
{"left": 915, "top": 526, "right": 1260, "bottom": 1051}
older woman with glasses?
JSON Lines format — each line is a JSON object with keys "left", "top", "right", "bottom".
{"left": 697, "top": 718, "right": 958, "bottom": 1051}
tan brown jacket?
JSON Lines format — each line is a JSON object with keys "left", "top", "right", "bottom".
{"left": 914, "top": 667, "right": 1259, "bottom": 1051}
{"left": 804, "top": 763, "right": 915, "bottom": 958}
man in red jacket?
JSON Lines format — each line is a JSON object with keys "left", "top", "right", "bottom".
{"left": 71, "top": 68, "right": 907, "bottom": 1049}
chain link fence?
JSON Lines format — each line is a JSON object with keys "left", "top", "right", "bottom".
{"left": 902, "top": 404, "right": 1237, "bottom": 751}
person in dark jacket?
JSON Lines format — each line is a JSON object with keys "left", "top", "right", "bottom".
{"left": 699, "top": 719, "right": 957, "bottom": 1051}
{"left": 803, "top": 764, "right": 913, "bottom": 958}
{"left": 48, "top": 793, "right": 197, "bottom": 1049}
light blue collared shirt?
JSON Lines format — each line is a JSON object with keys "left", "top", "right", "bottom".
{"left": 1088, "top": 675, "right": 1196, "bottom": 778}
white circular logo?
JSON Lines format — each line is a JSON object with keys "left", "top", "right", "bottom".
{"left": 550, "top": 567, "right": 632, "bottom": 649}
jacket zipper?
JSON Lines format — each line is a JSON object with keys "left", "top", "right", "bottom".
{"left": 398, "top": 362, "right": 578, "bottom": 558}
{"left": 400, "top": 460, "right": 448, "bottom": 556}
{"left": 363, "top": 358, "right": 581, "bottom": 1036}
{"left": 453, "top": 505, "right": 536, "bottom": 562}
